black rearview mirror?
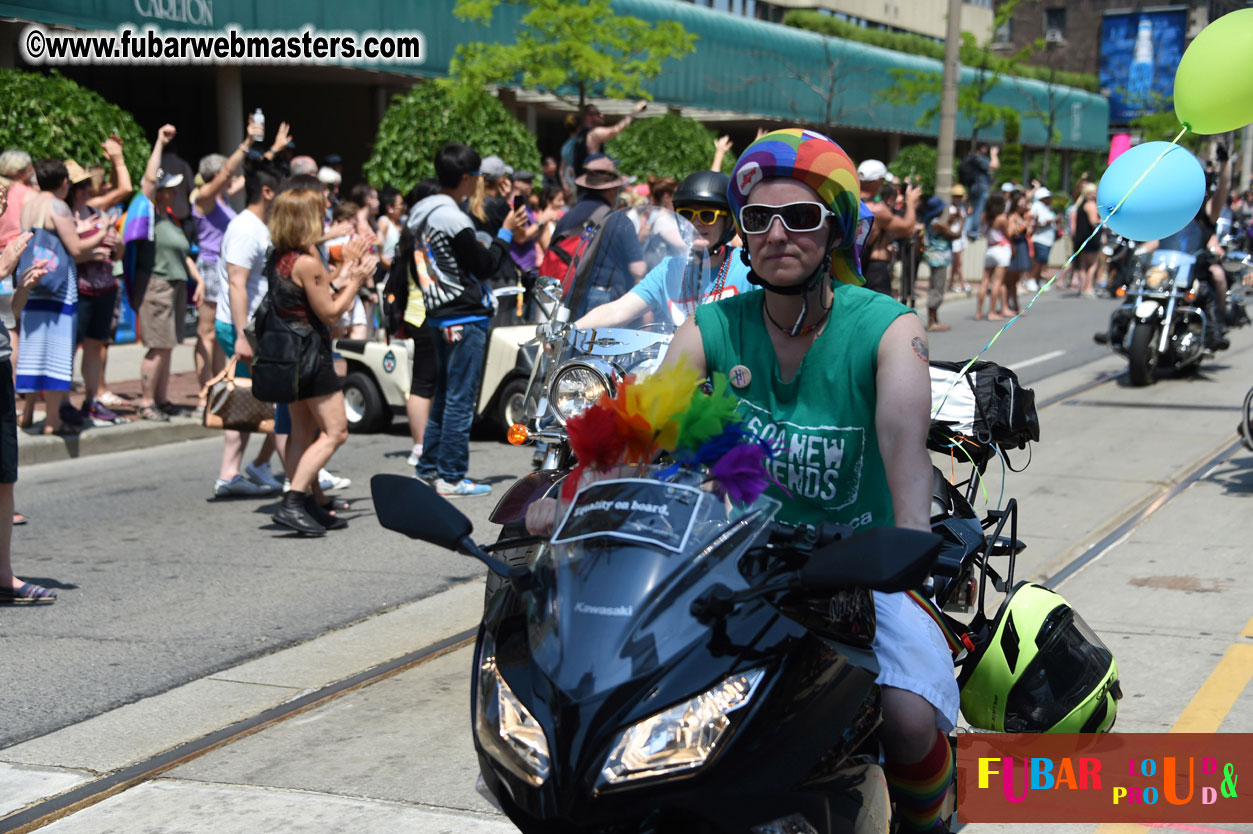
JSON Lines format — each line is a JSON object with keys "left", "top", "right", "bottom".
{"left": 371, "top": 474, "right": 472, "bottom": 550}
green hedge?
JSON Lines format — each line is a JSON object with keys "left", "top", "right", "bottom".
{"left": 783, "top": 11, "right": 1099, "bottom": 93}
{"left": 0, "top": 69, "right": 149, "bottom": 183}
{"left": 606, "top": 112, "right": 732, "bottom": 180}
{"left": 365, "top": 82, "right": 541, "bottom": 190}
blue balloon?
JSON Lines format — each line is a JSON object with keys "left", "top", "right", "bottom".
{"left": 1096, "top": 142, "right": 1205, "bottom": 242}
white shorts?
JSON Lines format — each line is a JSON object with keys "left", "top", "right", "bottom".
{"left": 984, "top": 244, "right": 1011, "bottom": 269}
{"left": 951, "top": 235, "right": 966, "bottom": 255}
{"left": 872, "top": 591, "right": 960, "bottom": 732}
{"left": 336, "top": 296, "right": 367, "bottom": 330}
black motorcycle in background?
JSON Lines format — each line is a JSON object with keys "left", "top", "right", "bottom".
{"left": 1099, "top": 247, "right": 1215, "bottom": 385}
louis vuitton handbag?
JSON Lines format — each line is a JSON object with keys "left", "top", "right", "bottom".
{"left": 201, "top": 358, "right": 275, "bottom": 433}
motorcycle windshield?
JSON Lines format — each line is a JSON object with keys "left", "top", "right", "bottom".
{"left": 563, "top": 205, "right": 744, "bottom": 335}
{"left": 526, "top": 474, "right": 780, "bottom": 699}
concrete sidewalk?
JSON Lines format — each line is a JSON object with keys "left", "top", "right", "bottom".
{"left": 16, "top": 341, "right": 217, "bottom": 466}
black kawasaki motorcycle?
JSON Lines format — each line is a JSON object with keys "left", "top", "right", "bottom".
{"left": 373, "top": 458, "right": 1025, "bottom": 834}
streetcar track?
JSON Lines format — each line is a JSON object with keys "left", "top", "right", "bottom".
{"left": 0, "top": 628, "right": 478, "bottom": 834}
{"left": 1046, "top": 436, "right": 1245, "bottom": 589}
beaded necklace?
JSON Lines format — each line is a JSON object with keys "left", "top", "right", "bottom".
{"left": 682, "top": 250, "right": 732, "bottom": 323}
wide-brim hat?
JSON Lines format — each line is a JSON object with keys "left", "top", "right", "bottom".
{"left": 64, "top": 159, "right": 92, "bottom": 185}
{"left": 950, "top": 183, "right": 967, "bottom": 197}
{"left": 575, "top": 155, "right": 632, "bottom": 190}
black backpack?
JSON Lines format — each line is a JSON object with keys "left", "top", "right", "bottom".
{"left": 958, "top": 154, "right": 981, "bottom": 190}
{"left": 249, "top": 252, "right": 323, "bottom": 404}
{"left": 928, "top": 359, "right": 1040, "bottom": 452}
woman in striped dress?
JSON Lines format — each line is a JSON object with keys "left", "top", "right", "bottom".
{"left": 17, "top": 160, "right": 112, "bottom": 434}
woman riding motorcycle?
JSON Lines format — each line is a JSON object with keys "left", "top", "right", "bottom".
{"left": 527, "top": 131, "right": 955, "bottom": 832}
{"left": 663, "top": 129, "right": 957, "bottom": 833}
{"left": 574, "top": 170, "right": 755, "bottom": 330}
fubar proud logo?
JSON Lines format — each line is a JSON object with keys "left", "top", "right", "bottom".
{"left": 957, "top": 733, "right": 1248, "bottom": 824}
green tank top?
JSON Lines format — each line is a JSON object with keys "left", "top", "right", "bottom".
{"left": 694, "top": 285, "right": 912, "bottom": 529}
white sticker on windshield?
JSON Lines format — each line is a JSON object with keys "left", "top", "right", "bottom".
{"left": 551, "top": 479, "right": 702, "bottom": 554}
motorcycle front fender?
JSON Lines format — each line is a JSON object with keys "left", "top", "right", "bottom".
{"left": 489, "top": 469, "right": 566, "bottom": 525}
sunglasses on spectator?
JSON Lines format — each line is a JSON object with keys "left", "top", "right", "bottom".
{"left": 676, "top": 207, "right": 728, "bottom": 225}
{"left": 739, "top": 202, "right": 835, "bottom": 235}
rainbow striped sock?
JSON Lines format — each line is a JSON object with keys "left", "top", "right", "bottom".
{"left": 885, "top": 729, "right": 954, "bottom": 833}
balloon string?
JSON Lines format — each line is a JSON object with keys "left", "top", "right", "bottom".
{"left": 931, "top": 125, "right": 1191, "bottom": 419}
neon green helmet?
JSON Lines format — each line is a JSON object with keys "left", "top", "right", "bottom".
{"left": 959, "top": 583, "right": 1121, "bottom": 733}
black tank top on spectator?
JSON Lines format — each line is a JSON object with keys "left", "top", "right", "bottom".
{"left": 274, "top": 250, "right": 331, "bottom": 344}
{"left": 1074, "top": 201, "right": 1097, "bottom": 246}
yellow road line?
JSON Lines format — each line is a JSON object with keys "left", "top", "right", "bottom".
{"left": 1093, "top": 617, "right": 1253, "bottom": 834}
{"left": 1171, "top": 642, "right": 1253, "bottom": 734}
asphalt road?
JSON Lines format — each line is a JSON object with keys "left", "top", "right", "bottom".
{"left": 1, "top": 430, "right": 532, "bottom": 749}
{"left": 0, "top": 286, "right": 1226, "bottom": 751}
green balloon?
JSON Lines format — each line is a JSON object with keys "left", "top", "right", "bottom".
{"left": 1175, "top": 8, "right": 1253, "bottom": 134}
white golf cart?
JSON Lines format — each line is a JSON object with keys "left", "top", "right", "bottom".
{"left": 334, "top": 287, "right": 538, "bottom": 434}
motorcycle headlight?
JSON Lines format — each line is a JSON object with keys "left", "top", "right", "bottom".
{"left": 475, "top": 635, "right": 551, "bottom": 786}
{"left": 1144, "top": 265, "right": 1172, "bottom": 291}
{"left": 551, "top": 365, "right": 609, "bottom": 422}
{"left": 598, "top": 668, "right": 764, "bottom": 788}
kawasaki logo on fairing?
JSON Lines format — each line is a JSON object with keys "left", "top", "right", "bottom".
{"left": 575, "top": 602, "right": 634, "bottom": 617}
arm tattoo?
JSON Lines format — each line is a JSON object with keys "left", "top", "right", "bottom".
{"left": 911, "top": 336, "right": 929, "bottom": 362}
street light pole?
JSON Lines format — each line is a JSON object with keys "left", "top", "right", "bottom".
{"left": 935, "top": 0, "right": 963, "bottom": 201}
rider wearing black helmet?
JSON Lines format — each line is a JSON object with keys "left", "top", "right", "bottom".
{"left": 575, "top": 169, "right": 755, "bottom": 330}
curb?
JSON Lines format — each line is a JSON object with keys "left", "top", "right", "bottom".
{"left": 17, "top": 419, "right": 218, "bottom": 467}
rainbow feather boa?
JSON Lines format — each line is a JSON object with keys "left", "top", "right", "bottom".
{"left": 562, "top": 358, "right": 777, "bottom": 503}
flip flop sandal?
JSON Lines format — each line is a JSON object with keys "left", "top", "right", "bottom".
{"left": 13, "top": 513, "right": 27, "bottom": 525}
{"left": 0, "top": 582, "right": 57, "bottom": 604}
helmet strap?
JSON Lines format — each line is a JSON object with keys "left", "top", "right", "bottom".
{"left": 757, "top": 253, "right": 834, "bottom": 337}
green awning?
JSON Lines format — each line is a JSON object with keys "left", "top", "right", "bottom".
{"left": 1, "top": 0, "right": 1108, "bottom": 150}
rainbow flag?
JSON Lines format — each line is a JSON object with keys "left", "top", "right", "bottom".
{"left": 120, "top": 192, "right": 155, "bottom": 311}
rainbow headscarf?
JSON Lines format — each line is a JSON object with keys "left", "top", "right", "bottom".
{"left": 727, "top": 128, "right": 873, "bottom": 287}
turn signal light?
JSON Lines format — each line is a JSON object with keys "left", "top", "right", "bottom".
{"left": 507, "top": 423, "right": 529, "bottom": 446}
{"left": 1186, "top": 291, "right": 1197, "bottom": 302}
{"left": 1115, "top": 286, "right": 1126, "bottom": 297}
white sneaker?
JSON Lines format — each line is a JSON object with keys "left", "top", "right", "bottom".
{"left": 245, "top": 460, "right": 283, "bottom": 491}
{"left": 214, "top": 475, "right": 276, "bottom": 498}
{"left": 319, "top": 468, "right": 351, "bottom": 491}
{"left": 406, "top": 445, "right": 423, "bottom": 467}
{"left": 434, "top": 478, "right": 492, "bottom": 497}
{"left": 1022, "top": 278, "right": 1039, "bottom": 292}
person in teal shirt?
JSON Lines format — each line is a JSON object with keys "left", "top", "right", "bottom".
{"left": 665, "top": 130, "right": 955, "bottom": 834}
{"left": 575, "top": 171, "right": 755, "bottom": 331}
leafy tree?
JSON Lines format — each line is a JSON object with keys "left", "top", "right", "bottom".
{"left": 1130, "top": 96, "right": 1206, "bottom": 153}
{"left": 364, "top": 83, "right": 540, "bottom": 190}
{"left": 606, "top": 113, "right": 729, "bottom": 180}
{"left": 0, "top": 69, "right": 149, "bottom": 183}
{"left": 887, "top": 143, "right": 939, "bottom": 195}
{"left": 784, "top": 9, "right": 1098, "bottom": 92}
{"left": 878, "top": 1, "right": 1034, "bottom": 146}
{"left": 449, "top": 0, "right": 696, "bottom": 109}
{"left": 998, "top": 112, "right": 1023, "bottom": 187}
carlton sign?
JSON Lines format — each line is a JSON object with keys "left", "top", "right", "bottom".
{"left": 134, "top": 0, "right": 214, "bottom": 26}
